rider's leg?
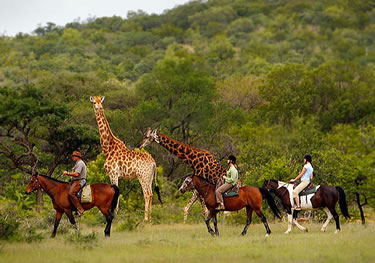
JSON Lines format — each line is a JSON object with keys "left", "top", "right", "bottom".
{"left": 215, "top": 183, "right": 232, "bottom": 209}
{"left": 68, "top": 180, "right": 84, "bottom": 214}
{"left": 293, "top": 181, "right": 309, "bottom": 208}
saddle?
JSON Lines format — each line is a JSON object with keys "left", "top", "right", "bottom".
{"left": 76, "top": 184, "right": 92, "bottom": 203}
{"left": 293, "top": 181, "right": 318, "bottom": 196}
{"left": 224, "top": 185, "right": 239, "bottom": 197}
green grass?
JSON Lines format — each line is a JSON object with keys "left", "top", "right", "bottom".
{"left": 1, "top": 222, "right": 374, "bottom": 263}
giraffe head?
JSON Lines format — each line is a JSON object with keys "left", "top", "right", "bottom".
{"left": 138, "top": 127, "right": 159, "bottom": 148}
{"left": 90, "top": 96, "right": 105, "bottom": 112}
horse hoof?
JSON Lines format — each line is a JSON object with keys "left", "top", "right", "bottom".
{"left": 303, "top": 228, "right": 308, "bottom": 232}
{"left": 334, "top": 230, "right": 340, "bottom": 234}
{"left": 284, "top": 231, "right": 290, "bottom": 234}
{"left": 320, "top": 229, "right": 326, "bottom": 232}
{"left": 265, "top": 233, "right": 270, "bottom": 237}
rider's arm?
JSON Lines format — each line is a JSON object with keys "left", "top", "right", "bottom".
{"left": 293, "top": 168, "right": 306, "bottom": 181}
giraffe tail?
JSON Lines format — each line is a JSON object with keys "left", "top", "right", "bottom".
{"left": 110, "top": 185, "right": 120, "bottom": 215}
{"left": 153, "top": 163, "right": 163, "bottom": 204}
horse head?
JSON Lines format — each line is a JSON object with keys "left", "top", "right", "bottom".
{"left": 25, "top": 174, "right": 41, "bottom": 194}
{"left": 262, "top": 179, "right": 279, "bottom": 192}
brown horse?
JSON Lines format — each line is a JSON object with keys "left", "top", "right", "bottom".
{"left": 263, "top": 180, "right": 350, "bottom": 234}
{"left": 180, "top": 175, "right": 281, "bottom": 236}
{"left": 25, "top": 174, "right": 119, "bottom": 237}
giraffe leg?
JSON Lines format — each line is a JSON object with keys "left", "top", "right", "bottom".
{"left": 184, "top": 191, "right": 198, "bottom": 223}
{"left": 198, "top": 192, "right": 209, "bottom": 220}
{"left": 139, "top": 179, "right": 152, "bottom": 222}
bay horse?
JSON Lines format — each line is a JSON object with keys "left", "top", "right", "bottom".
{"left": 25, "top": 174, "right": 119, "bottom": 237}
{"left": 180, "top": 175, "right": 281, "bottom": 236}
{"left": 263, "top": 180, "right": 350, "bottom": 234}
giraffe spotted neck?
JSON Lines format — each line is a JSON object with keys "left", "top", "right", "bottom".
{"left": 155, "top": 132, "right": 225, "bottom": 185}
{"left": 92, "top": 101, "right": 128, "bottom": 157}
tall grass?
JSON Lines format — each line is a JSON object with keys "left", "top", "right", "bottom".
{"left": 1, "top": 222, "right": 374, "bottom": 263}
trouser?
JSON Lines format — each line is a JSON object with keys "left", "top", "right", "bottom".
{"left": 215, "top": 183, "right": 234, "bottom": 205}
{"left": 69, "top": 180, "right": 84, "bottom": 213}
{"left": 293, "top": 180, "right": 310, "bottom": 198}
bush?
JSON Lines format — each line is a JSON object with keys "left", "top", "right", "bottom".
{"left": 65, "top": 231, "right": 98, "bottom": 249}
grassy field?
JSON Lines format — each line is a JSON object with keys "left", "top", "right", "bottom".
{"left": 1, "top": 221, "right": 374, "bottom": 263}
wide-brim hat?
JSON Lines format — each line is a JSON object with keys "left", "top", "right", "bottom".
{"left": 72, "top": 151, "right": 82, "bottom": 158}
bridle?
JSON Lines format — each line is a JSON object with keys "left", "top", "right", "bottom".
{"left": 28, "top": 175, "right": 42, "bottom": 193}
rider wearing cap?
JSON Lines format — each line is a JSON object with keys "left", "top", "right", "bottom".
{"left": 215, "top": 155, "right": 239, "bottom": 210}
{"left": 63, "top": 151, "right": 87, "bottom": 217}
{"left": 290, "top": 154, "right": 314, "bottom": 210}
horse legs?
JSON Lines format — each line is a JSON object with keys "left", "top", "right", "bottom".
{"left": 255, "top": 210, "right": 271, "bottom": 237}
{"left": 328, "top": 207, "right": 341, "bottom": 233}
{"left": 204, "top": 210, "right": 215, "bottom": 236}
{"left": 292, "top": 210, "right": 308, "bottom": 232}
{"left": 213, "top": 213, "right": 219, "bottom": 236}
{"left": 284, "top": 213, "right": 293, "bottom": 234}
{"left": 99, "top": 208, "right": 113, "bottom": 237}
{"left": 65, "top": 210, "right": 78, "bottom": 231}
{"left": 51, "top": 211, "right": 63, "bottom": 238}
{"left": 320, "top": 207, "right": 333, "bottom": 232}
{"left": 241, "top": 206, "right": 253, "bottom": 236}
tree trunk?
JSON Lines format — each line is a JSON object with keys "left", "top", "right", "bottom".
{"left": 355, "top": 192, "right": 365, "bottom": 225}
{"left": 36, "top": 189, "right": 43, "bottom": 210}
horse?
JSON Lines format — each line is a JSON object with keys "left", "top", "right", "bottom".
{"left": 180, "top": 175, "right": 281, "bottom": 236}
{"left": 25, "top": 174, "right": 119, "bottom": 237}
{"left": 263, "top": 180, "right": 350, "bottom": 234}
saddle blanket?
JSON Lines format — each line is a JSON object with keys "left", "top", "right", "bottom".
{"left": 77, "top": 185, "right": 92, "bottom": 203}
{"left": 278, "top": 182, "right": 320, "bottom": 210}
{"left": 224, "top": 186, "right": 239, "bottom": 197}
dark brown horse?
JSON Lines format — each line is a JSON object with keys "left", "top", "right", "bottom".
{"left": 25, "top": 174, "right": 119, "bottom": 237}
{"left": 180, "top": 175, "right": 281, "bottom": 236}
{"left": 263, "top": 180, "right": 350, "bottom": 234}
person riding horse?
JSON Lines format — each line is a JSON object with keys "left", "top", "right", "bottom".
{"left": 215, "top": 155, "right": 238, "bottom": 210}
{"left": 63, "top": 151, "right": 87, "bottom": 217}
{"left": 290, "top": 154, "right": 313, "bottom": 210}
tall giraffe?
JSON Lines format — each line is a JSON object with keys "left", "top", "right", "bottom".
{"left": 90, "top": 96, "right": 161, "bottom": 221}
{"left": 139, "top": 128, "right": 227, "bottom": 185}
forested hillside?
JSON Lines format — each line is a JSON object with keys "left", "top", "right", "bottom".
{"left": 1, "top": 0, "right": 375, "bottom": 232}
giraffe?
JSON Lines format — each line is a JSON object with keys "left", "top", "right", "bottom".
{"left": 139, "top": 128, "right": 227, "bottom": 185}
{"left": 90, "top": 96, "right": 161, "bottom": 221}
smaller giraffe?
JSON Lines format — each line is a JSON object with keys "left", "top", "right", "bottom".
{"left": 139, "top": 128, "right": 227, "bottom": 186}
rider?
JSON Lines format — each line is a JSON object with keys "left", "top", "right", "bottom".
{"left": 215, "top": 155, "right": 238, "bottom": 210}
{"left": 290, "top": 154, "right": 313, "bottom": 210}
{"left": 63, "top": 151, "right": 87, "bottom": 217}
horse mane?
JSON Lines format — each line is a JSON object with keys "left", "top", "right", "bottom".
{"left": 39, "top": 174, "right": 69, "bottom": 184}
{"left": 270, "top": 179, "right": 279, "bottom": 184}
{"left": 195, "top": 175, "right": 216, "bottom": 186}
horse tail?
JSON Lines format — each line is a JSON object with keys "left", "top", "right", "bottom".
{"left": 335, "top": 186, "right": 350, "bottom": 219}
{"left": 110, "top": 185, "right": 120, "bottom": 215}
{"left": 259, "top": 187, "right": 281, "bottom": 219}
{"left": 153, "top": 163, "right": 163, "bottom": 204}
